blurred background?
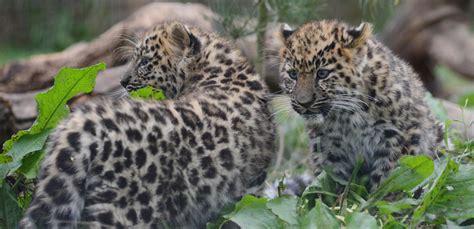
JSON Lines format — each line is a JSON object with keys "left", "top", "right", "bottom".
{"left": 0, "top": 0, "right": 473, "bottom": 191}
{"left": 0, "top": 0, "right": 392, "bottom": 64}
{"left": 1, "top": 0, "right": 474, "bottom": 95}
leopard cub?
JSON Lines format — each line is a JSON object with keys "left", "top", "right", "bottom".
{"left": 20, "top": 22, "right": 275, "bottom": 228}
{"left": 277, "top": 20, "right": 443, "bottom": 190}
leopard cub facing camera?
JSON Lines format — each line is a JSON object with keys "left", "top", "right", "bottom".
{"left": 277, "top": 20, "right": 443, "bottom": 190}
{"left": 20, "top": 22, "right": 275, "bottom": 228}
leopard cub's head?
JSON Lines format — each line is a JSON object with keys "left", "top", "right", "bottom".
{"left": 278, "top": 20, "right": 372, "bottom": 123}
{"left": 121, "top": 22, "right": 201, "bottom": 99}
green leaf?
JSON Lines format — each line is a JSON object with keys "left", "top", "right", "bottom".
{"left": 0, "top": 155, "right": 12, "bottom": 164}
{"left": 0, "top": 183, "right": 23, "bottom": 229}
{"left": 0, "top": 63, "right": 105, "bottom": 180}
{"left": 129, "top": 86, "right": 166, "bottom": 100}
{"left": 2, "top": 63, "right": 105, "bottom": 153}
{"left": 302, "top": 171, "right": 339, "bottom": 207}
{"left": 411, "top": 159, "right": 458, "bottom": 226}
{"left": 224, "top": 195, "right": 281, "bottom": 229}
{"left": 376, "top": 198, "right": 419, "bottom": 216}
{"left": 345, "top": 212, "right": 378, "bottom": 229}
{"left": 34, "top": 63, "right": 106, "bottom": 131}
{"left": 267, "top": 195, "right": 299, "bottom": 226}
{"left": 5, "top": 130, "right": 50, "bottom": 163}
{"left": 382, "top": 215, "right": 407, "bottom": 229}
{"left": 300, "top": 199, "right": 340, "bottom": 229}
{"left": 0, "top": 130, "right": 50, "bottom": 178}
{"left": 426, "top": 163, "right": 474, "bottom": 222}
{"left": 366, "top": 155, "right": 434, "bottom": 209}
{"left": 17, "top": 151, "right": 46, "bottom": 179}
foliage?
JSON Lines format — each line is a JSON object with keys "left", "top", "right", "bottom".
{"left": 0, "top": 184, "right": 23, "bottom": 229}
{"left": 210, "top": 154, "right": 474, "bottom": 228}
{"left": 0, "top": 63, "right": 105, "bottom": 227}
{"left": 0, "top": 63, "right": 106, "bottom": 182}
{"left": 128, "top": 86, "right": 166, "bottom": 100}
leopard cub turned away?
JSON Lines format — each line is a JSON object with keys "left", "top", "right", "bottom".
{"left": 20, "top": 22, "right": 276, "bottom": 228}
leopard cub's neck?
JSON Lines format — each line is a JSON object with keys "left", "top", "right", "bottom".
{"left": 180, "top": 33, "right": 264, "bottom": 97}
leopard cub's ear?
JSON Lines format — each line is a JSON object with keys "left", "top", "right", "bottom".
{"left": 168, "top": 22, "right": 201, "bottom": 55}
{"left": 280, "top": 23, "right": 295, "bottom": 42}
{"left": 345, "top": 22, "right": 373, "bottom": 49}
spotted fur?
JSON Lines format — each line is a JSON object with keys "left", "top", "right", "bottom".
{"left": 20, "top": 22, "right": 275, "bottom": 228}
{"left": 277, "top": 20, "right": 443, "bottom": 190}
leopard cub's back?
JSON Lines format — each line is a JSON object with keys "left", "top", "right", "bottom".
{"left": 20, "top": 22, "right": 275, "bottom": 228}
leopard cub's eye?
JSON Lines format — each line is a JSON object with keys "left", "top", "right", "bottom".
{"left": 316, "top": 69, "right": 330, "bottom": 79}
{"left": 139, "top": 58, "right": 150, "bottom": 66}
{"left": 287, "top": 69, "right": 298, "bottom": 80}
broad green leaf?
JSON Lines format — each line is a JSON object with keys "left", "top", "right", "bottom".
{"left": 0, "top": 63, "right": 105, "bottom": 181}
{"left": 225, "top": 195, "right": 266, "bottom": 213}
{"left": 206, "top": 202, "right": 236, "bottom": 229}
{"left": 0, "top": 183, "right": 23, "bottom": 229}
{"left": 345, "top": 212, "right": 378, "bottom": 229}
{"left": 376, "top": 198, "right": 419, "bottom": 216}
{"left": 4, "top": 130, "right": 50, "bottom": 163}
{"left": 302, "top": 171, "right": 338, "bottom": 208}
{"left": 129, "top": 86, "right": 166, "bottom": 100}
{"left": 367, "top": 155, "right": 434, "bottom": 208}
{"left": 267, "top": 195, "right": 299, "bottom": 226}
{"left": 0, "top": 130, "right": 50, "bottom": 179}
{"left": 17, "top": 151, "right": 46, "bottom": 179}
{"left": 412, "top": 159, "right": 458, "bottom": 226}
{"left": 382, "top": 215, "right": 407, "bottom": 229}
{"left": 224, "top": 195, "right": 281, "bottom": 229}
{"left": 1, "top": 129, "right": 29, "bottom": 158}
{"left": 0, "top": 155, "right": 11, "bottom": 164}
{"left": 33, "top": 63, "right": 106, "bottom": 131}
{"left": 300, "top": 199, "right": 340, "bottom": 229}
{"left": 426, "top": 164, "right": 474, "bottom": 221}
{"left": 2, "top": 63, "right": 106, "bottom": 154}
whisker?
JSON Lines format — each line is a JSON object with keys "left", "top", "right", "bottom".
{"left": 105, "top": 87, "right": 129, "bottom": 99}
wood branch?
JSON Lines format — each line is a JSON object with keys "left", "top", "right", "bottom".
{"left": 0, "top": 2, "right": 217, "bottom": 93}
